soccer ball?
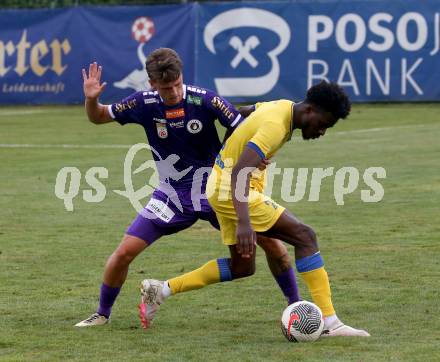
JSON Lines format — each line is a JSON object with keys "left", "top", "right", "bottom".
{"left": 280, "top": 301, "right": 324, "bottom": 342}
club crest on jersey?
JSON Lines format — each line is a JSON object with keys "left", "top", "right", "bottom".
{"left": 187, "top": 119, "right": 203, "bottom": 134}
{"left": 165, "top": 108, "right": 185, "bottom": 119}
{"left": 156, "top": 122, "right": 168, "bottom": 139}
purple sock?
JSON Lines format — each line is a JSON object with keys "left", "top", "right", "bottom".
{"left": 274, "top": 267, "right": 301, "bottom": 305}
{"left": 97, "top": 283, "right": 121, "bottom": 318}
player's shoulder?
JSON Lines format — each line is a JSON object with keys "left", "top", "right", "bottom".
{"left": 183, "top": 84, "right": 208, "bottom": 107}
{"left": 140, "top": 89, "right": 161, "bottom": 105}
{"left": 186, "top": 84, "right": 231, "bottom": 112}
{"left": 114, "top": 90, "right": 158, "bottom": 108}
{"left": 185, "top": 84, "right": 209, "bottom": 96}
{"left": 259, "top": 99, "right": 293, "bottom": 108}
{"left": 256, "top": 99, "right": 293, "bottom": 114}
{"left": 112, "top": 90, "right": 160, "bottom": 118}
{"left": 185, "top": 84, "right": 223, "bottom": 103}
{"left": 186, "top": 84, "right": 235, "bottom": 113}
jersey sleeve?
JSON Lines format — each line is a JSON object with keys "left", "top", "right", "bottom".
{"left": 108, "top": 92, "right": 144, "bottom": 125}
{"left": 246, "top": 101, "right": 292, "bottom": 159}
{"left": 247, "top": 120, "right": 286, "bottom": 159}
{"left": 206, "top": 90, "right": 243, "bottom": 129}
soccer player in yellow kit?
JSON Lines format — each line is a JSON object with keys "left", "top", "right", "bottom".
{"left": 141, "top": 81, "right": 370, "bottom": 337}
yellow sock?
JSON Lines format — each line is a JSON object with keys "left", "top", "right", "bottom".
{"left": 296, "top": 252, "right": 335, "bottom": 317}
{"left": 168, "top": 258, "right": 232, "bottom": 295}
{"left": 300, "top": 267, "right": 335, "bottom": 317}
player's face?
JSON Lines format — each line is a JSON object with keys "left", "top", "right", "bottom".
{"left": 150, "top": 74, "right": 184, "bottom": 106}
{"left": 301, "top": 108, "right": 335, "bottom": 140}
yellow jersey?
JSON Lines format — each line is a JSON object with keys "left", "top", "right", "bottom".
{"left": 212, "top": 99, "right": 294, "bottom": 192}
{"left": 206, "top": 100, "right": 293, "bottom": 242}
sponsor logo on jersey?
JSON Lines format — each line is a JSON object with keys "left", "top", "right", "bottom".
{"left": 153, "top": 117, "right": 166, "bottom": 123}
{"left": 156, "top": 122, "right": 168, "bottom": 139}
{"left": 187, "top": 119, "right": 203, "bottom": 134}
{"left": 187, "top": 94, "right": 202, "bottom": 105}
{"left": 165, "top": 108, "right": 185, "bottom": 119}
{"left": 146, "top": 198, "right": 175, "bottom": 222}
{"left": 115, "top": 99, "right": 137, "bottom": 113}
{"left": 144, "top": 97, "right": 158, "bottom": 104}
{"left": 169, "top": 120, "right": 185, "bottom": 128}
{"left": 211, "top": 96, "right": 234, "bottom": 119}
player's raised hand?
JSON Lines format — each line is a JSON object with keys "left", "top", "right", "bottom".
{"left": 82, "top": 62, "right": 107, "bottom": 100}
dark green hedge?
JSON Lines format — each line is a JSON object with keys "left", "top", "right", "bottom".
{"left": 0, "top": 0, "right": 215, "bottom": 9}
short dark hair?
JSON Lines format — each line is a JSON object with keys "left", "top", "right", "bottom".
{"left": 145, "top": 48, "right": 183, "bottom": 82}
{"left": 305, "top": 81, "right": 351, "bottom": 120}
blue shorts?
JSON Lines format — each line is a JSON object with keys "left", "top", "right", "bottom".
{"left": 126, "top": 188, "right": 219, "bottom": 244}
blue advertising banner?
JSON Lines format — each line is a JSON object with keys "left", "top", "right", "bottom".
{"left": 0, "top": 5, "right": 196, "bottom": 104}
{"left": 198, "top": 0, "right": 440, "bottom": 103}
{"left": 0, "top": 1, "right": 439, "bottom": 104}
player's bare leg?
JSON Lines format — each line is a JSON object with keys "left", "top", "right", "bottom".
{"left": 260, "top": 210, "right": 370, "bottom": 337}
{"left": 140, "top": 244, "right": 257, "bottom": 329}
{"left": 257, "top": 236, "right": 300, "bottom": 304}
{"left": 103, "top": 235, "right": 148, "bottom": 287}
{"left": 75, "top": 234, "right": 147, "bottom": 327}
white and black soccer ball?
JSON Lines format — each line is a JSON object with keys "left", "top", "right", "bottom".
{"left": 280, "top": 301, "right": 324, "bottom": 342}
{"left": 131, "top": 17, "right": 155, "bottom": 43}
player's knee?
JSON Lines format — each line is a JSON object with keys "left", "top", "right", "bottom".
{"left": 111, "top": 247, "right": 136, "bottom": 267}
{"left": 265, "top": 239, "right": 289, "bottom": 258}
{"left": 298, "top": 224, "right": 318, "bottom": 248}
{"left": 277, "top": 253, "right": 292, "bottom": 271}
{"left": 257, "top": 236, "right": 279, "bottom": 252}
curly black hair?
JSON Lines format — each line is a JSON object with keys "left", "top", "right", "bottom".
{"left": 305, "top": 81, "right": 351, "bottom": 120}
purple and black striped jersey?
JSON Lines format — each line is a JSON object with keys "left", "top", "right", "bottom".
{"left": 108, "top": 84, "right": 243, "bottom": 191}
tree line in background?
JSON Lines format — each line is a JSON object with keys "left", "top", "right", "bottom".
{"left": 0, "top": 0, "right": 219, "bottom": 9}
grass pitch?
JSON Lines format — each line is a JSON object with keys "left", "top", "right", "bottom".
{"left": 0, "top": 104, "right": 439, "bottom": 361}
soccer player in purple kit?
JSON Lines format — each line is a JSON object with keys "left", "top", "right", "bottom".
{"left": 75, "top": 48, "right": 300, "bottom": 327}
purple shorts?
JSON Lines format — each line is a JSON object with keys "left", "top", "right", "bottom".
{"left": 126, "top": 188, "right": 219, "bottom": 244}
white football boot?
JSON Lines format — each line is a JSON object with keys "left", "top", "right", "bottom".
{"left": 75, "top": 313, "right": 109, "bottom": 327}
{"left": 321, "top": 319, "right": 370, "bottom": 337}
{"left": 139, "top": 279, "right": 165, "bottom": 329}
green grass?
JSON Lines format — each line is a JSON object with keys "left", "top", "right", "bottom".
{"left": 0, "top": 104, "right": 439, "bottom": 361}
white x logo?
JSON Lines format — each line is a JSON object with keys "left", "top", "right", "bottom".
{"left": 229, "top": 35, "right": 260, "bottom": 68}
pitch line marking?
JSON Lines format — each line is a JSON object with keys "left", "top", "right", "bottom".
{"left": 0, "top": 110, "right": 46, "bottom": 116}
{"left": 330, "top": 124, "right": 428, "bottom": 136}
{"left": 0, "top": 124, "right": 435, "bottom": 149}
{"left": 0, "top": 144, "right": 131, "bottom": 149}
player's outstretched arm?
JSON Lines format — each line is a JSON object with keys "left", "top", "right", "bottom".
{"left": 82, "top": 62, "right": 113, "bottom": 124}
